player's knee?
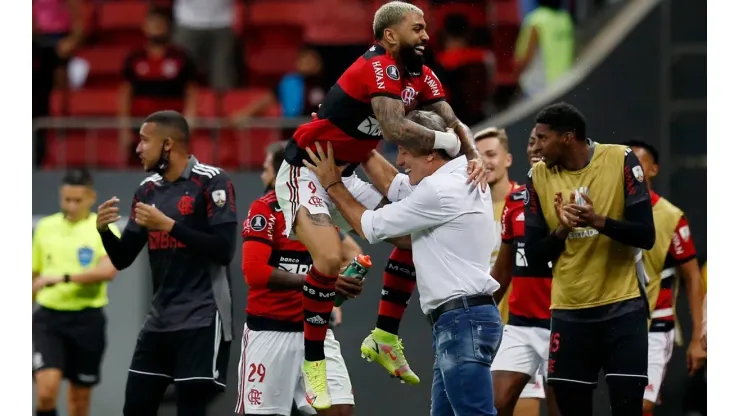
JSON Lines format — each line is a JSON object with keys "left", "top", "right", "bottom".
{"left": 642, "top": 399, "right": 655, "bottom": 415}
{"left": 68, "top": 385, "right": 92, "bottom": 414}
{"left": 314, "top": 252, "right": 344, "bottom": 276}
{"left": 36, "top": 385, "right": 57, "bottom": 410}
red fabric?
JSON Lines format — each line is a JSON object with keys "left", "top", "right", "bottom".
{"left": 303, "top": 267, "right": 337, "bottom": 342}
{"left": 437, "top": 47, "right": 488, "bottom": 71}
{"left": 378, "top": 248, "right": 416, "bottom": 323}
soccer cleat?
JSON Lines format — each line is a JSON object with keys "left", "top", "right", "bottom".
{"left": 302, "top": 360, "right": 331, "bottom": 410}
{"left": 360, "top": 328, "right": 420, "bottom": 385}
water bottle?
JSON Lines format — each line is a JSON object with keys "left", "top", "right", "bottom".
{"left": 334, "top": 254, "right": 373, "bottom": 307}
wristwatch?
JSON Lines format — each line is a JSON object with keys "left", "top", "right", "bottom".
{"left": 63, "top": 274, "right": 71, "bottom": 283}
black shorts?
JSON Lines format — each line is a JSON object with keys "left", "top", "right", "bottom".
{"left": 547, "top": 307, "right": 648, "bottom": 387}
{"left": 129, "top": 312, "right": 230, "bottom": 391}
{"left": 32, "top": 306, "right": 107, "bottom": 387}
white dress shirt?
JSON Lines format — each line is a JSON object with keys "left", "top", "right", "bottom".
{"left": 360, "top": 156, "right": 500, "bottom": 314}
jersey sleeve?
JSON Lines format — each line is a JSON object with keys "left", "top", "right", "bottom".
{"left": 32, "top": 224, "right": 44, "bottom": 274}
{"left": 417, "top": 66, "right": 446, "bottom": 105}
{"left": 524, "top": 172, "right": 548, "bottom": 232}
{"left": 96, "top": 223, "right": 121, "bottom": 261}
{"left": 242, "top": 200, "right": 275, "bottom": 246}
{"left": 623, "top": 148, "right": 651, "bottom": 207}
{"left": 206, "top": 171, "right": 238, "bottom": 227}
{"left": 125, "top": 187, "right": 147, "bottom": 235}
{"left": 365, "top": 55, "right": 403, "bottom": 99}
{"left": 501, "top": 195, "right": 522, "bottom": 244}
{"left": 668, "top": 216, "right": 697, "bottom": 264}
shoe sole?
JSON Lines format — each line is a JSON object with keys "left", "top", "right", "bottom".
{"left": 360, "top": 345, "right": 420, "bottom": 385}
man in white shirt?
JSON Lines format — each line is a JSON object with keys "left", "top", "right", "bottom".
{"left": 303, "top": 110, "right": 503, "bottom": 416}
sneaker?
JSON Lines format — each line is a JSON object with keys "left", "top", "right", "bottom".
{"left": 302, "top": 360, "right": 331, "bottom": 410}
{"left": 360, "top": 328, "right": 420, "bottom": 384}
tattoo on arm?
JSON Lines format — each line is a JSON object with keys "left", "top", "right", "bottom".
{"left": 427, "top": 101, "right": 477, "bottom": 159}
{"left": 371, "top": 97, "right": 435, "bottom": 153}
{"left": 308, "top": 213, "right": 334, "bottom": 227}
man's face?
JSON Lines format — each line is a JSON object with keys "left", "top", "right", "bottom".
{"left": 396, "top": 12, "right": 429, "bottom": 71}
{"left": 296, "top": 50, "right": 322, "bottom": 77}
{"left": 476, "top": 137, "right": 512, "bottom": 185}
{"left": 143, "top": 14, "right": 170, "bottom": 45}
{"left": 630, "top": 146, "right": 659, "bottom": 185}
{"left": 60, "top": 185, "right": 95, "bottom": 221}
{"left": 532, "top": 123, "right": 568, "bottom": 168}
{"left": 261, "top": 153, "right": 276, "bottom": 188}
{"left": 526, "top": 127, "right": 542, "bottom": 168}
{"left": 137, "top": 122, "right": 169, "bottom": 172}
{"left": 396, "top": 146, "right": 434, "bottom": 185}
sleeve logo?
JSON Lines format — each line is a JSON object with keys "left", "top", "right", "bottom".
{"left": 250, "top": 215, "right": 267, "bottom": 232}
{"left": 631, "top": 165, "right": 645, "bottom": 182}
{"left": 386, "top": 65, "right": 400, "bottom": 80}
{"left": 212, "top": 190, "right": 227, "bottom": 207}
{"left": 679, "top": 225, "right": 691, "bottom": 241}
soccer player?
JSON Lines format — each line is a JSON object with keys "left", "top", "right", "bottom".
{"left": 275, "top": 1, "right": 485, "bottom": 407}
{"left": 95, "top": 110, "right": 237, "bottom": 416}
{"left": 524, "top": 102, "right": 655, "bottom": 415}
{"left": 490, "top": 129, "right": 558, "bottom": 416}
{"left": 236, "top": 142, "right": 363, "bottom": 416}
{"left": 623, "top": 140, "right": 707, "bottom": 415}
{"left": 32, "top": 169, "right": 119, "bottom": 416}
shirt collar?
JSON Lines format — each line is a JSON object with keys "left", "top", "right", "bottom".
{"left": 649, "top": 189, "right": 660, "bottom": 206}
{"left": 433, "top": 155, "right": 467, "bottom": 176}
{"left": 179, "top": 155, "right": 199, "bottom": 179}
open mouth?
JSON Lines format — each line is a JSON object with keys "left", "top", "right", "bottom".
{"left": 404, "top": 168, "right": 411, "bottom": 174}
{"left": 530, "top": 156, "right": 542, "bottom": 164}
{"left": 414, "top": 45, "right": 425, "bottom": 55}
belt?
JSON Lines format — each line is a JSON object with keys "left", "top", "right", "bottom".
{"left": 426, "top": 294, "right": 494, "bottom": 325}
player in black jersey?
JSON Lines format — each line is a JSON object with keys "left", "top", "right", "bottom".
{"left": 96, "top": 110, "right": 238, "bottom": 416}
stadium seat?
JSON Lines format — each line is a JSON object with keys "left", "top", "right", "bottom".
{"left": 97, "top": 1, "right": 149, "bottom": 45}
{"left": 222, "top": 89, "right": 281, "bottom": 168}
{"left": 196, "top": 89, "right": 218, "bottom": 118}
{"left": 50, "top": 90, "right": 68, "bottom": 116}
{"left": 246, "top": 0, "right": 310, "bottom": 27}
{"left": 494, "top": 0, "right": 521, "bottom": 26}
{"left": 68, "top": 89, "right": 119, "bottom": 116}
{"left": 222, "top": 89, "right": 281, "bottom": 116}
{"left": 44, "top": 130, "right": 125, "bottom": 169}
{"left": 430, "top": 1, "right": 488, "bottom": 28}
{"left": 190, "top": 133, "right": 217, "bottom": 165}
{"left": 74, "top": 47, "right": 130, "bottom": 87}
{"left": 233, "top": 2, "right": 246, "bottom": 34}
{"left": 243, "top": 25, "right": 303, "bottom": 87}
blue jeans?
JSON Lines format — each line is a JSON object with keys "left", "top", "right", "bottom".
{"left": 431, "top": 301, "right": 503, "bottom": 416}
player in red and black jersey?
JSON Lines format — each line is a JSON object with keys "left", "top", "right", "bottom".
{"left": 273, "top": 2, "right": 486, "bottom": 408}
{"left": 489, "top": 128, "right": 559, "bottom": 416}
{"left": 235, "top": 142, "right": 363, "bottom": 416}
{"left": 624, "top": 140, "right": 706, "bottom": 416}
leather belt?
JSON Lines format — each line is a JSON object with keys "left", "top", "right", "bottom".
{"left": 426, "top": 294, "right": 494, "bottom": 325}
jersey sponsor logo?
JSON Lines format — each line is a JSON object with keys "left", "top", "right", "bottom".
{"left": 386, "top": 65, "right": 400, "bottom": 81}
{"left": 306, "top": 314, "right": 329, "bottom": 325}
{"left": 516, "top": 212, "right": 524, "bottom": 222}
{"left": 250, "top": 215, "right": 267, "bottom": 232}
{"left": 672, "top": 233, "right": 684, "bottom": 256}
{"left": 573, "top": 186, "right": 589, "bottom": 207}
{"left": 372, "top": 61, "right": 386, "bottom": 89}
{"left": 357, "top": 116, "right": 383, "bottom": 137}
{"left": 512, "top": 189, "right": 527, "bottom": 202}
{"left": 679, "top": 225, "right": 690, "bottom": 241}
{"left": 212, "top": 190, "right": 227, "bottom": 207}
{"left": 632, "top": 165, "right": 645, "bottom": 182}
{"left": 516, "top": 246, "right": 528, "bottom": 267}
{"left": 178, "top": 195, "right": 195, "bottom": 215}
{"left": 423, "top": 74, "right": 441, "bottom": 96}
{"left": 78, "top": 246, "right": 94, "bottom": 267}
{"left": 568, "top": 228, "right": 599, "bottom": 239}
{"left": 149, "top": 230, "right": 186, "bottom": 250}
{"left": 281, "top": 262, "right": 311, "bottom": 274}
{"left": 401, "top": 86, "right": 418, "bottom": 107}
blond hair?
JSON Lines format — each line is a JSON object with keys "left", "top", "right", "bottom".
{"left": 373, "top": 1, "right": 424, "bottom": 40}
{"left": 474, "top": 127, "right": 509, "bottom": 151}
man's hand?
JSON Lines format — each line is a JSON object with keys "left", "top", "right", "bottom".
{"left": 97, "top": 197, "right": 122, "bottom": 232}
{"left": 134, "top": 203, "right": 175, "bottom": 231}
{"left": 687, "top": 338, "right": 707, "bottom": 375}
{"left": 554, "top": 192, "right": 577, "bottom": 230}
{"left": 563, "top": 193, "right": 605, "bottom": 229}
{"left": 303, "top": 142, "right": 346, "bottom": 189}
{"left": 335, "top": 275, "right": 364, "bottom": 299}
{"left": 466, "top": 157, "right": 487, "bottom": 191}
{"left": 332, "top": 306, "right": 343, "bottom": 326}
{"left": 33, "top": 276, "right": 63, "bottom": 295}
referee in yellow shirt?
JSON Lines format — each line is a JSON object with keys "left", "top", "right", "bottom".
{"left": 32, "top": 169, "right": 119, "bottom": 416}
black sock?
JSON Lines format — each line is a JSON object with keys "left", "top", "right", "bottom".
{"left": 36, "top": 410, "right": 57, "bottom": 416}
{"left": 553, "top": 383, "right": 594, "bottom": 416}
{"left": 176, "top": 383, "right": 217, "bottom": 416}
{"left": 608, "top": 377, "right": 647, "bottom": 416}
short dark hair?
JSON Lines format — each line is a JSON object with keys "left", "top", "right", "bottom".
{"left": 266, "top": 141, "right": 287, "bottom": 174}
{"left": 535, "top": 102, "right": 587, "bottom": 141}
{"left": 623, "top": 139, "right": 660, "bottom": 164}
{"left": 62, "top": 168, "right": 93, "bottom": 187}
{"left": 144, "top": 110, "right": 190, "bottom": 143}
{"left": 147, "top": 5, "right": 171, "bottom": 22}
{"left": 444, "top": 13, "right": 470, "bottom": 39}
{"left": 406, "top": 110, "right": 453, "bottom": 160}
{"left": 538, "top": 0, "right": 563, "bottom": 9}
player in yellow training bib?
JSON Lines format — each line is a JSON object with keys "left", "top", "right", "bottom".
{"left": 524, "top": 103, "right": 655, "bottom": 416}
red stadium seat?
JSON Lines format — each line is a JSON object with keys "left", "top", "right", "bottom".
{"left": 243, "top": 26, "right": 303, "bottom": 88}
{"left": 50, "top": 89, "right": 68, "bottom": 116}
{"left": 68, "top": 89, "right": 119, "bottom": 116}
{"left": 222, "top": 89, "right": 281, "bottom": 168}
{"left": 190, "top": 133, "right": 217, "bottom": 165}
{"left": 196, "top": 89, "right": 218, "bottom": 118}
{"left": 233, "top": 2, "right": 246, "bottom": 34}
{"left": 44, "top": 130, "right": 125, "bottom": 169}
{"left": 246, "top": 0, "right": 310, "bottom": 27}
{"left": 223, "top": 89, "right": 281, "bottom": 117}
{"left": 430, "top": 2, "right": 488, "bottom": 28}
{"left": 97, "top": 1, "right": 149, "bottom": 45}
{"left": 494, "top": 0, "right": 521, "bottom": 26}
{"left": 74, "top": 47, "right": 130, "bottom": 87}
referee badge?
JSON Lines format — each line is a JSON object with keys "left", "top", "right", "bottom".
{"left": 212, "top": 190, "right": 227, "bottom": 207}
{"left": 78, "top": 247, "right": 94, "bottom": 267}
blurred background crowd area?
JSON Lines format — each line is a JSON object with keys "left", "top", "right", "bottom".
{"left": 32, "top": 0, "right": 624, "bottom": 171}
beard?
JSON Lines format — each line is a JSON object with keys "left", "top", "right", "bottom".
{"left": 399, "top": 43, "right": 424, "bottom": 75}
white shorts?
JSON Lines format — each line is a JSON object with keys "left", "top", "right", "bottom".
{"left": 234, "top": 326, "right": 354, "bottom": 415}
{"left": 275, "top": 161, "right": 384, "bottom": 237}
{"left": 644, "top": 330, "right": 675, "bottom": 403}
{"left": 519, "top": 373, "right": 546, "bottom": 400}
{"left": 491, "top": 325, "right": 550, "bottom": 379}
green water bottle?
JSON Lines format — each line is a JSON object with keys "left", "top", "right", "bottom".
{"left": 334, "top": 254, "right": 373, "bottom": 306}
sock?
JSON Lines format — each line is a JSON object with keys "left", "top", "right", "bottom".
{"left": 37, "top": 410, "right": 57, "bottom": 416}
{"left": 303, "top": 266, "right": 337, "bottom": 361}
{"left": 376, "top": 248, "right": 416, "bottom": 335}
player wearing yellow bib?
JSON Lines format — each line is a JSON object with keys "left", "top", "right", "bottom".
{"left": 32, "top": 169, "right": 119, "bottom": 416}
{"left": 524, "top": 103, "right": 655, "bottom": 416}
{"left": 624, "top": 140, "right": 706, "bottom": 416}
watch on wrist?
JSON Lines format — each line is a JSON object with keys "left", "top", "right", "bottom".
{"left": 64, "top": 274, "right": 71, "bottom": 283}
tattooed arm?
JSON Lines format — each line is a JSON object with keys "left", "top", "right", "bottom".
{"left": 425, "top": 100, "right": 478, "bottom": 160}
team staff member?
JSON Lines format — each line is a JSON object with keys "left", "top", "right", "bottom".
{"left": 306, "top": 110, "right": 501, "bottom": 416}
{"left": 236, "top": 142, "right": 363, "bottom": 416}
{"left": 490, "top": 129, "right": 558, "bottom": 416}
{"left": 96, "top": 111, "right": 237, "bottom": 416}
{"left": 525, "top": 103, "right": 655, "bottom": 415}
{"left": 624, "top": 140, "right": 706, "bottom": 415}
{"left": 32, "top": 169, "right": 119, "bottom": 416}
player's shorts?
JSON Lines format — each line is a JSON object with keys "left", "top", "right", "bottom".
{"left": 128, "top": 311, "right": 230, "bottom": 390}
{"left": 644, "top": 329, "right": 676, "bottom": 403}
{"left": 32, "top": 306, "right": 107, "bottom": 387}
{"left": 234, "top": 325, "right": 354, "bottom": 415}
{"left": 275, "top": 161, "right": 384, "bottom": 237}
{"left": 548, "top": 308, "right": 648, "bottom": 388}
{"left": 491, "top": 325, "right": 549, "bottom": 379}
{"left": 520, "top": 374, "right": 546, "bottom": 400}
